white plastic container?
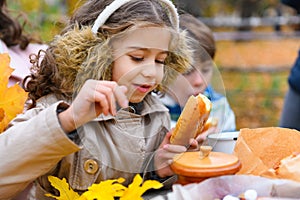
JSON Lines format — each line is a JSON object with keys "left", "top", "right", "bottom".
{"left": 207, "top": 131, "right": 240, "bottom": 154}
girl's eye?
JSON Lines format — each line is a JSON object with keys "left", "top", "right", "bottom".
{"left": 130, "top": 56, "right": 165, "bottom": 65}
{"left": 130, "top": 56, "right": 144, "bottom": 62}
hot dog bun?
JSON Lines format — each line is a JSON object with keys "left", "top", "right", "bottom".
{"left": 170, "top": 93, "right": 212, "bottom": 146}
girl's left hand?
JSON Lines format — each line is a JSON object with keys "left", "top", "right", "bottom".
{"left": 154, "top": 130, "right": 196, "bottom": 178}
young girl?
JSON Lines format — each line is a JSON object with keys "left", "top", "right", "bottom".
{"left": 0, "top": 0, "right": 194, "bottom": 199}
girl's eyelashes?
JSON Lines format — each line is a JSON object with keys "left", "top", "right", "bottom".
{"left": 129, "top": 55, "right": 166, "bottom": 65}
{"left": 130, "top": 55, "right": 144, "bottom": 62}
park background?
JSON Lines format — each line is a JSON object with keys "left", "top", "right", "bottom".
{"left": 7, "top": 0, "right": 300, "bottom": 130}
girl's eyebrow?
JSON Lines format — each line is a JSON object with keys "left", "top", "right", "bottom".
{"left": 127, "top": 46, "right": 169, "bottom": 54}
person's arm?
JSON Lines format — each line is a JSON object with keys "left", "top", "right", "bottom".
{"left": 279, "top": 49, "right": 300, "bottom": 130}
{"left": 288, "top": 49, "right": 300, "bottom": 94}
{"left": 0, "top": 79, "right": 128, "bottom": 198}
{"left": 0, "top": 102, "right": 80, "bottom": 199}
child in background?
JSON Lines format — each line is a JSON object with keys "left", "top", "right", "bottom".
{"left": 161, "top": 13, "right": 236, "bottom": 140}
{"left": 0, "top": 0, "right": 47, "bottom": 86}
{"left": 0, "top": 0, "right": 196, "bottom": 199}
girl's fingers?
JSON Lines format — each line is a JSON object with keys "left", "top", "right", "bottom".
{"left": 96, "top": 82, "right": 128, "bottom": 114}
{"left": 83, "top": 80, "right": 129, "bottom": 116}
{"left": 163, "top": 144, "right": 186, "bottom": 153}
{"left": 189, "top": 138, "right": 199, "bottom": 150}
{"left": 93, "top": 86, "right": 114, "bottom": 115}
{"left": 167, "top": 130, "right": 173, "bottom": 138}
{"left": 113, "top": 85, "right": 128, "bottom": 108}
{"left": 93, "top": 81, "right": 123, "bottom": 115}
{"left": 93, "top": 92, "right": 110, "bottom": 115}
{"left": 160, "top": 131, "right": 172, "bottom": 147}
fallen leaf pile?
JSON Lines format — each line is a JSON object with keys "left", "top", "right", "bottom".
{"left": 0, "top": 53, "right": 28, "bottom": 133}
{"left": 46, "top": 174, "right": 163, "bottom": 200}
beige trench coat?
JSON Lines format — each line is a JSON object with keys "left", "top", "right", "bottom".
{"left": 0, "top": 93, "right": 170, "bottom": 199}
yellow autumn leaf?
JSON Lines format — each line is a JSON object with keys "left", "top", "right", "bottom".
{"left": 46, "top": 174, "right": 164, "bottom": 200}
{"left": 0, "top": 53, "right": 27, "bottom": 133}
{"left": 45, "top": 176, "right": 80, "bottom": 200}
{"left": 80, "top": 177, "right": 126, "bottom": 200}
{"left": 120, "top": 174, "right": 163, "bottom": 200}
{"left": 0, "top": 108, "right": 4, "bottom": 123}
{"left": 0, "top": 53, "right": 13, "bottom": 91}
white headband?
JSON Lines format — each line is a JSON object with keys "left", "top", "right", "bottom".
{"left": 91, "top": 0, "right": 179, "bottom": 34}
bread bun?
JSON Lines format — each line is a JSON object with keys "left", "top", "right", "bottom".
{"left": 170, "top": 93, "right": 212, "bottom": 146}
{"left": 271, "top": 152, "right": 300, "bottom": 182}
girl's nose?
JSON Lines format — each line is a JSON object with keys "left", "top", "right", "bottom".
{"left": 191, "top": 71, "right": 205, "bottom": 87}
{"left": 141, "top": 61, "right": 159, "bottom": 78}
{"left": 142, "top": 67, "right": 155, "bottom": 77}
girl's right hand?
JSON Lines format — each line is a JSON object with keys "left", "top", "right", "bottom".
{"left": 58, "top": 79, "right": 128, "bottom": 133}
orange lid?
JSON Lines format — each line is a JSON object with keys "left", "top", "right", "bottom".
{"left": 171, "top": 151, "right": 241, "bottom": 178}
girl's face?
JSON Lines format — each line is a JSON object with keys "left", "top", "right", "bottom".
{"left": 112, "top": 27, "right": 171, "bottom": 103}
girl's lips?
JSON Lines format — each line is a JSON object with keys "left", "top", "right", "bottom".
{"left": 134, "top": 84, "right": 153, "bottom": 93}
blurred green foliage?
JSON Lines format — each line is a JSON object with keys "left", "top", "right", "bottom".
{"left": 222, "top": 70, "right": 289, "bottom": 129}
{"left": 7, "top": 0, "right": 84, "bottom": 41}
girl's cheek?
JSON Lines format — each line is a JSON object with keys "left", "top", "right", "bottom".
{"left": 157, "top": 68, "right": 164, "bottom": 83}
